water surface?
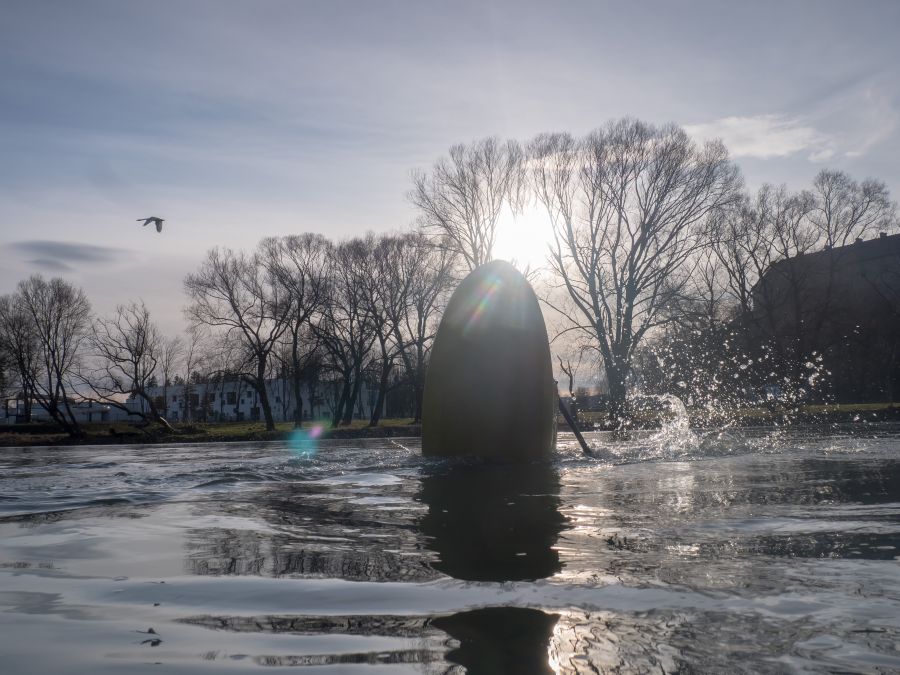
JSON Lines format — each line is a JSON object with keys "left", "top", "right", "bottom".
{"left": 1, "top": 428, "right": 898, "bottom": 673}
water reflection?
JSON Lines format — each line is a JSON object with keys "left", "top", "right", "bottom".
{"left": 416, "top": 461, "right": 566, "bottom": 673}
{"left": 418, "top": 460, "right": 566, "bottom": 581}
{"left": 555, "top": 452, "right": 900, "bottom": 593}
{"left": 5, "top": 437, "right": 900, "bottom": 672}
{"left": 184, "top": 477, "right": 437, "bottom": 581}
{"left": 433, "top": 607, "right": 559, "bottom": 674}
{"left": 178, "top": 461, "right": 567, "bottom": 673}
{"left": 181, "top": 460, "right": 568, "bottom": 583}
{"left": 179, "top": 613, "right": 446, "bottom": 667}
{"left": 179, "top": 608, "right": 560, "bottom": 674}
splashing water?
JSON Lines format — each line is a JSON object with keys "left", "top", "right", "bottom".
{"left": 645, "top": 393, "right": 696, "bottom": 445}
{"left": 628, "top": 393, "right": 698, "bottom": 458}
{"left": 577, "top": 393, "right": 702, "bottom": 463}
{"left": 637, "top": 332, "right": 835, "bottom": 429}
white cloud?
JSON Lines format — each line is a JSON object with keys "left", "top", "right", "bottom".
{"left": 684, "top": 114, "right": 831, "bottom": 160}
{"left": 808, "top": 148, "right": 835, "bottom": 162}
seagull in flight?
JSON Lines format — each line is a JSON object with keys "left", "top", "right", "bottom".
{"left": 137, "top": 217, "right": 165, "bottom": 233}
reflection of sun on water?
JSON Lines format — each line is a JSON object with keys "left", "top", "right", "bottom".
{"left": 493, "top": 204, "right": 554, "bottom": 271}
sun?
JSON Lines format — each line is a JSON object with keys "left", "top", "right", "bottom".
{"left": 493, "top": 204, "right": 556, "bottom": 272}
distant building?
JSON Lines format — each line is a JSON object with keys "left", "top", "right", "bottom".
{"left": 752, "top": 232, "right": 900, "bottom": 327}
{"left": 2, "top": 398, "right": 132, "bottom": 424}
{"left": 751, "top": 232, "right": 900, "bottom": 401}
{"left": 132, "top": 377, "right": 382, "bottom": 424}
{"left": 2, "top": 377, "right": 386, "bottom": 426}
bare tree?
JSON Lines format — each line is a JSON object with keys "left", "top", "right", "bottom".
{"left": 711, "top": 185, "right": 815, "bottom": 343}
{"left": 14, "top": 275, "right": 92, "bottom": 436}
{"left": 358, "top": 233, "right": 403, "bottom": 426}
{"left": 199, "top": 331, "right": 246, "bottom": 421}
{"left": 743, "top": 186, "right": 820, "bottom": 374}
{"left": 411, "top": 137, "right": 524, "bottom": 271}
{"left": 357, "top": 232, "right": 453, "bottom": 426}
{"left": 314, "top": 239, "right": 377, "bottom": 426}
{"left": 83, "top": 301, "right": 173, "bottom": 430}
{"left": 260, "top": 233, "right": 330, "bottom": 428}
{"left": 530, "top": 120, "right": 742, "bottom": 422}
{"left": 699, "top": 168, "right": 899, "bottom": 405}
{"left": 801, "top": 171, "right": 898, "bottom": 361}
{"left": 715, "top": 177, "right": 896, "bottom": 390}
{"left": 178, "top": 327, "right": 207, "bottom": 423}
{"left": 671, "top": 246, "right": 733, "bottom": 331}
{"left": 185, "top": 246, "right": 293, "bottom": 430}
{"left": 0, "top": 294, "right": 39, "bottom": 422}
{"left": 710, "top": 195, "right": 769, "bottom": 317}
{"left": 382, "top": 231, "right": 457, "bottom": 423}
{"left": 556, "top": 346, "right": 589, "bottom": 423}
{"left": 159, "top": 334, "right": 184, "bottom": 419}
{"left": 0, "top": 348, "right": 9, "bottom": 404}
{"left": 811, "top": 169, "right": 897, "bottom": 248}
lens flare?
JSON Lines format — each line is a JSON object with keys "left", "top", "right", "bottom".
{"left": 462, "top": 274, "right": 503, "bottom": 336}
{"left": 288, "top": 424, "right": 324, "bottom": 458}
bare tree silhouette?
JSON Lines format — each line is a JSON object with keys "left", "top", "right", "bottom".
{"left": 185, "top": 247, "right": 293, "bottom": 430}
{"left": 0, "top": 294, "right": 39, "bottom": 423}
{"left": 530, "top": 120, "right": 742, "bottom": 422}
{"left": 411, "top": 137, "right": 524, "bottom": 271}
{"left": 314, "top": 239, "right": 376, "bottom": 426}
{"left": 10, "top": 275, "right": 92, "bottom": 436}
{"left": 82, "top": 301, "right": 173, "bottom": 430}
{"left": 261, "top": 234, "right": 331, "bottom": 427}
{"left": 382, "top": 231, "right": 457, "bottom": 423}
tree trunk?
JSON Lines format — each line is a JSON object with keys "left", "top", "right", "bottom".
{"left": 332, "top": 376, "right": 350, "bottom": 427}
{"left": 342, "top": 368, "right": 363, "bottom": 426}
{"left": 291, "top": 372, "right": 304, "bottom": 429}
{"left": 255, "top": 361, "right": 276, "bottom": 431}
{"left": 60, "top": 392, "right": 84, "bottom": 438}
{"left": 605, "top": 363, "right": 629, "bottom": 428}
{"left": 258, "top": 389, "right": 275, "bottom": 430}
{"left": 369, "top": 359, "right": 392, "bottom": 427}
{"left": 233, "top": 378, "right": 242, "bottom": 420}
{"left": 144, "top": 395, "right": 174, "bottom": 431}
{"left": 184, "top": 381, "right": 192, "bottom": 423}
{"left": 45, "top": 400, "right": 79, "bottom": 438}
{"left": 294, "top": 393, "right": 304, "bottom": 429}
{"left": 308, "top": 378, "right": 318, "bottom": 421}
{"left": 412, "top": 376, "right": 424, "bottom": 424}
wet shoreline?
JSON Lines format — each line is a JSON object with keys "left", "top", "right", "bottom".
{"left": 2, "top": 405, "right": 899, "bottom": 448}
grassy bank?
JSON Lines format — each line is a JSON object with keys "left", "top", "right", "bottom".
{"left": 0, "top": 418, "right": 421, "bottom": 448}
{"left": 2, "top": 402, "right": 898, "bottom": 447}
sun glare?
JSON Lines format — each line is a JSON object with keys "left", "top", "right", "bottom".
{"left": 493, "top": 204, "right": 555, "bottom": 272}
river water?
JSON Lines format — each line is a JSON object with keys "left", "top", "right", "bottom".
{"left": 0, "top": 427, "right": 898, "bottom": 673}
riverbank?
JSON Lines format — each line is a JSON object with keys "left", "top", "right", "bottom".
{"left": 573, "top": 401, "right": 900, "bottom": 431}
{"left": 2, "top": 402, "right": 898, "bottom": 447}
{"left": 0, "top": 419, "right": 422, "bottom": 447}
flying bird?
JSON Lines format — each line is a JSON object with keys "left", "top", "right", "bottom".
{"left": 137, "top": 217, "right": 165, "bottom": 233}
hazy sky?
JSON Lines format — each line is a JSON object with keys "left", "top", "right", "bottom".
{"left": 2, "top": 0, "right": 899, "bottom": 335}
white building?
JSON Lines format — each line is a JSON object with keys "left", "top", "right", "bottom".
{"left": 130, "top": 377, "right": 382, "bottom": 424}
{"left": 2, "top": 377, "right": 387, "bottom": 426}
{"left": 3, "top": 398, "right": 133, "bottom": 424}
